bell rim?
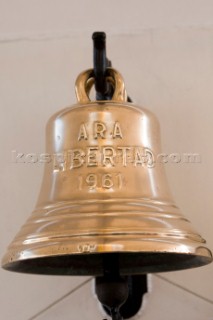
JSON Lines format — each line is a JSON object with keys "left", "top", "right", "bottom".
{"left": 2, "top": 237, "right": 212, "bottom": 275}
{"left": 2, "top": 251, "right": 212, "bottom": 276}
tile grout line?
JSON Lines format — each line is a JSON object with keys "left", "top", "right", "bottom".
{"left": 27, "top": 277, "right": 92, "bottom": 320}
{"left": 24, "top": 274, "right": 213, "bottom": 319}
{"left": 155, "top": 274, "right": 213, "bottom": 305}
{"left": 1, "top": 24, "right": 213, "bottom": 44}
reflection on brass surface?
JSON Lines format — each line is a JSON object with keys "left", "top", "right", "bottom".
{"left": 2, "top": 68, "right": 212, "bottom": 275}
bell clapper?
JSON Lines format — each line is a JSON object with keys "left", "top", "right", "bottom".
{"left": 95, "top": 276, "right": 128, "bottom": 320}
{"left": 95, "top": 254, "right": 128, "bottom": 320}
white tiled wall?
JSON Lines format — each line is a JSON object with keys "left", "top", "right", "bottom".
{"left": 0, "top": 1, "right": 213, "bottom": 319}
{"left": 31, "top": 276, "right": 213, "bottom": 320}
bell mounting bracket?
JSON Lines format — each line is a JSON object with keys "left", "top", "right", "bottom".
{"left": 92, "top": 32, "right": 147, "bottom": 320}
{"left": 92, "top": 32, "right": 132, "bottom": 102}
{"left": 92, "top": 32, "right": 112, "bottom": 100}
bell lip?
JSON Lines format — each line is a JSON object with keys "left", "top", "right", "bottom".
{"left": 2, "top": 248, "right": 212, "bottom": 276}
{"left": 2, "top": 232, "right": 212, "bottom": 275}
{"left": 2, "top": 243, "right": 213, "bottom": 275}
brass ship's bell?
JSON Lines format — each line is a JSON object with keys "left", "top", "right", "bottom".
{"left": 2, "top": 68, "right": 212, "bottom": 275}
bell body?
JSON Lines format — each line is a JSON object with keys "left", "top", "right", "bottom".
{"left": 2, "top": 69, "right": 212, "bottom": 275}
